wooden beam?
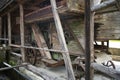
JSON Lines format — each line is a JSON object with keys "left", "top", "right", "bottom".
{"left": 91, "top": 0, "right": 116, "bottom": 12}
{"left": 64, "top": 23, "right": 85, "bottom": 53}
{"left": 91, "top": 63, "right": 120, "bottom": 80}
{"left": 32, "top": 24, "right": 52, "bottom": 59}
{"left": 50, "top": 0, "right": 75, "bottom": 80}
{"left": 7, "top": 13, "right": 11, "bottom": 45}
{"left": 19, "top": 4, "right": 25, "bottom": 62}
{"left": 85, "top": 0, "right": 95, "bottom": 80}
{"left": 0, "top": 62, "right": 28, "bottom": 71}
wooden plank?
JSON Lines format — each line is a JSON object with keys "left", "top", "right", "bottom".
{"left": 50, "top": 0, "right": 75, "bottom": 80}
{"left": 27, "top": 65, "right": 66, "bottom": 80}
{"left": 19, "top": 67, "right": 44, "bottom": 80}
{"left": 19, "top": 4, "right": 25, "bottom": 62}
{"left": 91, "top": 0, "right": 116, "bottom": 12}
{"left": 64, "top": 23, "right": 85, "bottom": 53}
{"left": 0, "top": 62, "right": 28, "bottom": 71}
{"left": 7, "top": 12, "right": 11, "bottom": 45}
{"left": 91, "top": 63, "right": 120, "bottom": 80}
{"left": 32, "top": 24, "right": 52, "bottom": 59}
{"left": 112, "top": 55, "right": 120, "bottom": 61}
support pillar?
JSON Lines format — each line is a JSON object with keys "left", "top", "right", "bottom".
{"left": 19, "top": 4, "right": 25, "bottom": 62}
{"left": 7, "top": 13, "right": 11, "bottom": 45}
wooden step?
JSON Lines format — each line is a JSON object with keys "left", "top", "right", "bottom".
{"left": 42, "top": 59, "right": 64, "bottom": 67}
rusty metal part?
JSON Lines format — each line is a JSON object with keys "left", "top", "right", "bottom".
{"left": 102, "top": 60, "right": 116, "bottom": 69}
{"left": 26, "top": 48, "right": 38, "bottom": 65}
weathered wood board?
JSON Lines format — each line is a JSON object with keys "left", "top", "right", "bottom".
{"left": 32, "top": 24, "right": 52, "bottom": 59}
{"left": 49, "top": 23, "right": 61, "bottom": 50}
{"left": 67, "top": 0, "right": 84, "bottom": 12}
{"left": 67, "top": 19, "right": 85, "bottom": 52}
{"left": 49, "top": 19, "right": 85, "bottom": 56}
{"left": 95, "top": 12, "right": 120, "bottom": 40}
{"left": 26, "top": 65, "right": 66, "bottom": 80}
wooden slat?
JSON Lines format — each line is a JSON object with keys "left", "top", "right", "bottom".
{"left": 32, "top": 24, "right": 52, "bottom": 59}
{"left": 50, "top": 0, "right": 75, "bottom": 80}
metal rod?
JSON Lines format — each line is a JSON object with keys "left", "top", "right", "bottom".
{"left": 0, "top": 62, "right": 29, "bottom": 71}
{"left": 10, "top": 44, "right": 68, "bottom": 53}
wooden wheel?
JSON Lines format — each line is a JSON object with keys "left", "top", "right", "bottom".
{"left": 26, "top": 48, "right": 37, "bottom": 65}
{"left": 102, "top": 60, "right": 115, "bottom": 69}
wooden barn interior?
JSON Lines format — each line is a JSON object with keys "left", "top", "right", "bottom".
{"left": 0, "top": 0, "right": 120, "bottom": 80}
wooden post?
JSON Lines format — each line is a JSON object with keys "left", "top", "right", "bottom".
{"left": 19, "top": 4, "right": 25, "bottom": 62}
{"left": 50, "top": 0, "right": 75, "bottom": 80}
{"left": 0, "top": 17, "right": 2, "bottom": 39}
{"left": 85, "top": 0, "right": 95, "bottom": 80}
{"left": 7, "top": 13, "right": 11, "bottom": 45}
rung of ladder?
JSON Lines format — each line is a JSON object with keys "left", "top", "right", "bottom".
{"left": 0, "top": 62, "right": 29, "bottom": 71}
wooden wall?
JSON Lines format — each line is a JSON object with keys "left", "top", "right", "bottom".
{"left": 95, "top": 12, "right": 120, "bottom": 40}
